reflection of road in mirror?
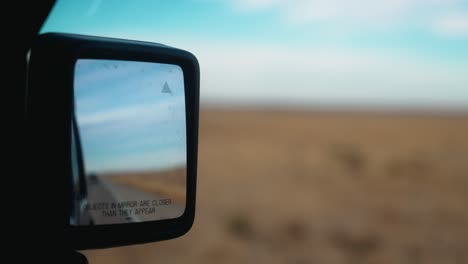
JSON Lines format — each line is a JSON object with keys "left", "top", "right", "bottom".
{"left": 84, "top": 168, "right": 186, "bottom": 225}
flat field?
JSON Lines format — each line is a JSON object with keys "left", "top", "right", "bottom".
{"left": 84, "top": 109, "right": 468, "bottom": 264}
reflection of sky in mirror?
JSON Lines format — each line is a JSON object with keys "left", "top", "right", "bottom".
{"left": 74, "top": 59, "right": 186, "bottom": 173}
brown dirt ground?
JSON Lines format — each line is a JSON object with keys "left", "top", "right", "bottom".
{"left": 106, "top": 168, "right": 187, "bottom": 204}
{"left": 83, "top": 109, "right": 468, "bottom": 264}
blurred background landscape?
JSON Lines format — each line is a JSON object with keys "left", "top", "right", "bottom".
{"left": 83, "top": 109, "right": 468, "bottom": 264}
{"left": 42, "top": 0, "right": 468, "bottom": 263}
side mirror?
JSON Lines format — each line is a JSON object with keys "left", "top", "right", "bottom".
{"left": 26, "top": 33, "right": 199, "bottom": 250}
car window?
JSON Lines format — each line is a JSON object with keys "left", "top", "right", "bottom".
{"left": 43, "top": 1, "right": 468, "bottom": 263}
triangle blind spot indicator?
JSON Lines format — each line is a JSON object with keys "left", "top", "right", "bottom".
{"left": 162, "top": 81, "right": 173, "bottom": 95}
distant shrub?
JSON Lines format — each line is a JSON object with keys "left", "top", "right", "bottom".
{"left": 386, "top": 157, "right": 429, "bottom": 178}
{"left": 226, "top": 212, "right": 254, "bottom": 239}
{"left": 283, "top": 220, "right": 308, "bottom": 242}
{"left": 330, "top": 229, "right": 380, "bottom": 260}
{"left": 330, "top": 144, "right": 366, "bottom": 173}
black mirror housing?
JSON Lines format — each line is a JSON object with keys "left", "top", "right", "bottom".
{"left": 26, "top": 33, "right": 199, "bottom": 250}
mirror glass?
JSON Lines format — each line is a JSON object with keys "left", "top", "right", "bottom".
{"left": 70, "top": 59, "right": 186, "bottom": 226}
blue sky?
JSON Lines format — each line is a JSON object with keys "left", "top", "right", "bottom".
{"left": 43, "top": 0, "right": 468, "bottom": 110}
{"left": 74, "top": 59, "right": 186, "bottom": 173}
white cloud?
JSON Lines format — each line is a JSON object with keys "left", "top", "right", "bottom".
{"left": 433, "top": 14, "right": 468, "bottom": 37}
{"left": 186, "top": 44, "right": 468, "bottom": 109}
{"left": 234, "top": 0, "right": 280, "bottom": 9}
{"left": 232, "top": 0, "right": 467, "bottom": 35}
{"left": 237, "top": 0, "right": 420, "bottom": 19}
{"left": 86, "top": 0, "right": 103, "bottom": 16}
{"left": 77, "top": 97, "right": 185, "bottom": 127}
{"left": 74, "top": 60, "right": 141, "bottom": 91}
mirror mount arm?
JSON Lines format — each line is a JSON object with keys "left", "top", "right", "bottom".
{"left": 68, "top": 251, "right": 88, "bottom": 264}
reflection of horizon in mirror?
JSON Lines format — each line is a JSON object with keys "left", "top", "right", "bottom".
{"left": 71, "top": 59, "right": 187, "bottom": 226}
